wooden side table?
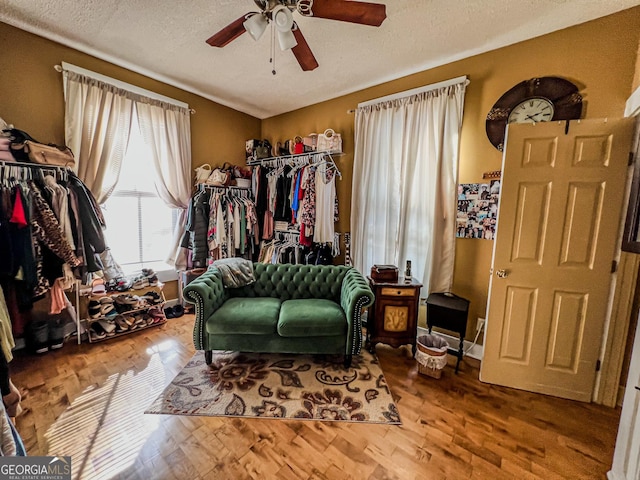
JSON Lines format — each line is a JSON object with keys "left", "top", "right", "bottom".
{"left": 426, "top": 292, "right": 469, "bottom": 373}
{"left": 366, "top": 276, "right": 422, "bottom": 355}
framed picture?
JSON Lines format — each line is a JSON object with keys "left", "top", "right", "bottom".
{"left": 456, "top": 180, "right": 500, "bottom": 240}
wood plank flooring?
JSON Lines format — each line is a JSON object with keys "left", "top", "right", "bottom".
{"left": 9, "top": 315, "right": 620, "bottom": 479}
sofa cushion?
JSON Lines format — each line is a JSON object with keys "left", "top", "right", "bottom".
{"left": 277, "top": 299, "right": 346, "bottom": 337}
{"left": 208, "top": 297, "right": 280, "bottom": 335}
{"left": 228, "top": 264, "right": 349, "bottom": 302}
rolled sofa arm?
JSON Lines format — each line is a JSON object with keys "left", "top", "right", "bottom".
{"left": 340, "top": 268, "right": 375, "bottom": 356}
{"left": 183, "top": 268, "right": 229, "bottom": 350}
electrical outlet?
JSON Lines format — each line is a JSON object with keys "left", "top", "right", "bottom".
{"left": 476, "top": 317, "right": 486, "bottom": 332}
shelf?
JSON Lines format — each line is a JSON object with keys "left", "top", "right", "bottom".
{"left": 82, "top": 302, "right": 166, "bottom": 324}
{"left": 199, "top": 185, "right": 250, "bottom": 190}
{"left": 75, "top": 281, "right": 167, "bottom": 345}
{"left": 87, "top": 318, "right": 167, "bottom": 344}
{"left": 246, "top": 150, "right": 343, "bottom": 166}
{"left": 101, "top": 282, "right": 164, "bottom": 296}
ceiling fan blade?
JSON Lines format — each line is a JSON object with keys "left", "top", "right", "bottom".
{"left": 206, "top": 15, "right": 249, "bottom": 47}
{"left": 291, "top": 25, "right": 319, "bottom": 71}
{"left": 309, "top": 0, "right": 386, "bottom": 27}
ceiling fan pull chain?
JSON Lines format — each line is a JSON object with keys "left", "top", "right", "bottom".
{"left": 271, "top": 23, "right": 277, "bottom": 75}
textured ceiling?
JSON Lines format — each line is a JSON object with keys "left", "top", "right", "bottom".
{"left": 2, "top": 1, "right": 639, "bottom": 119}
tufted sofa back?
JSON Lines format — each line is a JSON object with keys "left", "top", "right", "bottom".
{"left": 227, "top": 263, "right": 350, "bottom": 302}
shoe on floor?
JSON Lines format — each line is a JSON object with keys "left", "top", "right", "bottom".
{"left": 91, "top": 278, "right": 106, "bottom": 296}
{"left": 114, "top": 316, "right": 129, "bottom": 333}
{"left": 29, "top": 320, "right": 49, "bottom": 354}
{"left": 89, "top": 324, "right": 107, "bottom": 341}
{"left": 116, "top": 279, "right": 132, "bottom": 291}
{"left": 141, "top": 291, "right": 162, "bottom": 304}
{"left": 148, "top": 307, "right": 165, "bottom": 323}
{"left": 88, "top": 300, "right": 101, "bottom": 319}
{"left": 98, "top": 319, "right": 116, "bottom": 335}
{"left": 49, "top": 321, "right": 65, "bottom": 350}
{"left": 132, "top": 277, "right": 149, "bottom": 290}
{"left": 142, "top": 268, "right": 156, "bottom": 277}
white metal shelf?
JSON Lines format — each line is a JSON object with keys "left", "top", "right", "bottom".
{"left": 246, "top": 150, "right": 343, "bottom": 166}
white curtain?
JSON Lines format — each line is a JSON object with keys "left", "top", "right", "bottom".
{"left": 351, "top": 79, "right": 467, "bottom": 293}
{"left": 135, "top": 101, "right": 192, "bottom": 266}
{"left": 64, "top": 65, "right": 192, "bottom": 268}
{"left": 64, "top": 71, "right": 134, "bottom": 204}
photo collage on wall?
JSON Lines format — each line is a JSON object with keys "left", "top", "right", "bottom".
{"left": 456, "top": 180, "right": 501, "bottom": 240}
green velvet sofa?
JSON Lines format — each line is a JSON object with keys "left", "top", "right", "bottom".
{"left": 183, "top": 263, "right": 374, "bottom": 368}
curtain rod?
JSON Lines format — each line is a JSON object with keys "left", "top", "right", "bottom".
{"left": 54, "top": 64, "right": 196, "bottom": 114}
{"left": 355, "top": 75, "right": 469, "bottom": 110}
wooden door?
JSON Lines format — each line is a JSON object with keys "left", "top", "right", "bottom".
{"left": 480, "top": 118, "right": 635, "bottom": 401}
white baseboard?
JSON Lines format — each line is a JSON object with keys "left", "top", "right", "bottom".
{"left": 164, "top": 297, "right": 179, "bottom": 307}
{"left": 417, "top": 326, "right": 484, "bottom": 361}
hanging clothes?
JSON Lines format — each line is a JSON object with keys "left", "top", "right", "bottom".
{"left": 0, "top": 165, "right": 103, "bottom": 339}
{"left": 184, "top": 185, "right": 259, "bottom": 264}
{"left": 187, "top": 189, "right": 210, "bottom": 267}
{"left": 67, "top": 170, "right": 107, "bottom": 273}
{"left": 43, "top": 174, "right": 75, "bottom": 250}
{"left": 313, "top": 164, "right": 337, "bottom": 244}
{"left": 248, "top": 152, "right": 341, "bottom": 264}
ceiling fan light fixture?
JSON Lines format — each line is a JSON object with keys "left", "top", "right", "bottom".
{"left": 278, "top": 29, "right": 298, "bottom": 50}
{"left": 272, "top": 5, "right": 294, "bottom": 32}
{"left": 243, "top": 13, "right": 268, "bottom": 41}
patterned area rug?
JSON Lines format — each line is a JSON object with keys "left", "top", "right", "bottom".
{"left": 146, "top": 350, "right": 401, "bottom": 424}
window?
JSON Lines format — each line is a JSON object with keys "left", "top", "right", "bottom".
{"left": 102, "top": 114, "right": 177, "bottom": 277}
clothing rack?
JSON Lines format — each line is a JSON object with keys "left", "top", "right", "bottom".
{"left": 247, "top": 151, "right": 342, "bottom": 179}
{"left": 0, "top": 161, "right": 72, "bottom": 182}
{"left": 273, "top": 229, "right": 342, "bottom": 255}
{"left": 198, "top": 184, "right": 252, "bottom": 198}
{"left": 274, "top": 229, "right": 301, "bottom": 243}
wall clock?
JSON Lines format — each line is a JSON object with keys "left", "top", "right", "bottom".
{"left": 486, "top": 77, "right": 583, "bottom": 151}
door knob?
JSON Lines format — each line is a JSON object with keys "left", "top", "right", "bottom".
{"left": 496, "top": 269, "right": 508, "bottom": 278}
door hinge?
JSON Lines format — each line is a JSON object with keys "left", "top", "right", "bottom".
{"left": 611, "top": 260, "right": 618, "bottom": 273}
{"left": 629, "top": 152, "right": 635, "bottom": 166}
{"left": 596, "top": 359, "right": 601, "bottom": 371}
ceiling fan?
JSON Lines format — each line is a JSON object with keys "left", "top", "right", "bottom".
{"left": 206, "top": 0, "right": 387, "bottom": 71}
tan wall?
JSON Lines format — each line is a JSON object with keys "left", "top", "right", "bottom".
{"left": 633, "top": 35, "right": 640, "bottom": 91}
{"left": 0, "top": 21, "right": 261, "bottom": 299}
{"left": 262, "top": 7, "right": 640, "bottom": 336}
{"left": 0, "top": 22, "right": 261, "bottom": 168}
{"left": 2, "top": 8, "right": 640, "bottom": 337}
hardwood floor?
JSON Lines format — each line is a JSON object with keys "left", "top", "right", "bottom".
{"left": 9, "top": 315, "right": 620, "bottom": 479}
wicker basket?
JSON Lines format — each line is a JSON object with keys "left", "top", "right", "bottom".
{"left": 418, "top": 362, "right": 443, "bottom": 379}
{"left": 416, "top": 334, "right": 449, "bottom": 379}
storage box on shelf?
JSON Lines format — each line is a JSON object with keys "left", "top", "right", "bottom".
{"left": 78, "top": 283, "right": 167, "bottom": 343}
